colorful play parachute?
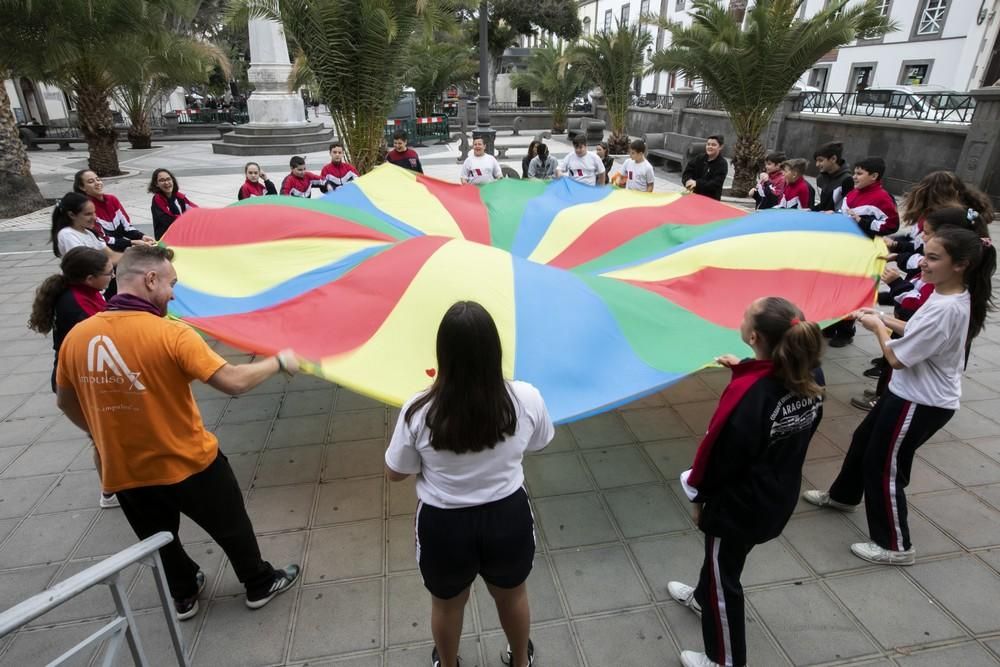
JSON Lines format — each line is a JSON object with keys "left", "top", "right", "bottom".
{"left": 165, "top": 164, "right": 883, "bottom": 423}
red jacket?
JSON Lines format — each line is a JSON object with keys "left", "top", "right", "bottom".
{"left": 841, "top": 181, "right": 899, "bottom": 236}
{"left": 778, "top": 178, "right": 812, "bottom": 209}
{"left": 280, "top": 172, "right": 326, "bottom": 197}
{"left": 320, "top": 161, "right": 359, "bottom": 191}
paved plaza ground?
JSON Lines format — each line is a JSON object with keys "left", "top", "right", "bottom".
{"left": 1, "top": 133, "right": 1000, "bottom": 666}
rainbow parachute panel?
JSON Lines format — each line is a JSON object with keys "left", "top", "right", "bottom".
{"left": 164, "top": 164, "right": 883, "bottom": 423}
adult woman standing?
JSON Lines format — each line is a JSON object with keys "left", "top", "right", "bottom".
{"left": 74, "top": 170, "right": 154, "bottom": 252}
{"left": 28, "top": 246, "right": 118, "bottom": 508}
{"left": 805, "top": 227, "right": 997, "bottom": 565}
{"left": 385, "top": 301, "right": 554, "bottom": 667}
{"left": 149, "top": 168, "right": 198, "bottom": 240}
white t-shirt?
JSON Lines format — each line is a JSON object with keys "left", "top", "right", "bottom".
{"left": 385, "top": 381, "right": 555, "bottom": 508}
{"left": 58, "top": 226, "right": 107, "bottom": 256}
{"left": 620, "top": 158, "right": 655, "bottom": 191}
{"left": 558, "top": 151, "right": 606, "bottom": 185}
{"left": 461, "top": 154, "right": 502, "bottom": 184}
{"left": 888, "top": 290, "right": 970, "bottom": 410}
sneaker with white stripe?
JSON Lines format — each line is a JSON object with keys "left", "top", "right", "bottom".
{"left": 851, "top": 541, "right": 915, "bottom": 566}
{"left": 667, "top": 581, "right": 701, "bottom": 614}
{"left": 680, "top": 650, "right": 721, "bottom": 667}
{"left": 245, "top": 564, "right": 299, "bottom": 609}
{"left": 802, "top": 489, "right": 858, "bottom": 512}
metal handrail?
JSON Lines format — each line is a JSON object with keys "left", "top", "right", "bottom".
{"left": 793, "top": 91, "right": 975, "bottom": 124}
{"left": 0, "top": 531, "right": 189, "bottom": 667}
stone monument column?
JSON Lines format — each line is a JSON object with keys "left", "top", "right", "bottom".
{"left": 246, "top": 15, "right": 307, "bottom": 127}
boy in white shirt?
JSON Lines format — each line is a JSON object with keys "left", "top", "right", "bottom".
{"left": 460, "top": 138, "right": 503, "bottom": 184}
{"left": 557, "top": 135, "right": 607, "bottom": 186}
{"left": 612, "top": 139, "right": 655, "bottom": 192}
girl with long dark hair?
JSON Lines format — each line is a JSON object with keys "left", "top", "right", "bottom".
{"left": 668, "top": 297, "right": 825, "bottom": 667}
{"left": 50, "top": 192, "right": 108, "bottom": 258}
{"left": 28, "top": 246, "right": 118, "bottom": 508}
{"left": 805, "top": 226, "right": 997, "bottom": 566}
{"left": 385, "top": 301, "right": 554, "bottom": 667}
{"left": 149, "top": 168, "right": 198, "bottom": 240}
{"left": 74, "top": 170, "right": 154, "bottom": 251}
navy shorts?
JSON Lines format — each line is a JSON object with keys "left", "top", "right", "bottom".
{"left": 415, "top": 487, "right": 535, "bottom": 599}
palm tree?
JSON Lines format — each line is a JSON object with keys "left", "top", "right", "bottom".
{"left": 235, "top": 0, "right": 457, "bottom": 174}
{"left": 0, "top": 0, "right": 178, "bottom": 176}
{"left": 511, "top": 41, "right": 589, "bottom": 133}
{"left": 404, "top": 38, "right": 478, "bottom": 117}
{"left": 0, "top": 66, "right": 47, "bottom": 217}
{"left": 648, "top": 0, "right": 895, "bottom": 196}
{"left": 111, "top": 36, "right": 231, "bottom": 149}
{"left": 574, "top": 21, "right": 652, "bottom": 154}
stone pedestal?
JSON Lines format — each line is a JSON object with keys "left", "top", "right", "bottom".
{"left": 956, "top": 87, "right": 1000, "bottom": 205}
{"left": 213, "top": 12, "right": 334, "bottom": 156}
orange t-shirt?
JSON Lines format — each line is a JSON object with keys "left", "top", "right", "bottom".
{"left": 56, "top": 311, "right": 227, "bottom": 492}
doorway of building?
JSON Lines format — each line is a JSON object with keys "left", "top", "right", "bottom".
{"left": 516, "top": 87, "right": 531, "bottom": 109}
{"left": 849, "top": 65, "right": 874, "bottom": 93}
{"left": 982, "top": 21, "right": 1000, "bottom": 86}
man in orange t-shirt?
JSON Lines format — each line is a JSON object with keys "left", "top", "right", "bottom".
{"left": 57, "top": 245, "right": 300, "bottom": 621}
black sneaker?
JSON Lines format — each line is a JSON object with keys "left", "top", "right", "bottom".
{"left": 502, "top": 639, "right": 535, "bottom": 666}
{"left": 850, "top": 396, "right": 877, "bottom": 411}
{"left": 174, "top": 570, "right": 206, "bottom": 621}
{"left": 431, "top": 646, "right": 461, "bottom": 667}
{"left": 245, "top": 564, "right": 300, "bottom": 610}
{"left": 828, "top": 337, "right": 853, "bottom": 348}
{"left": 862, "top": 366, "right": 883, "bottom": 379}
{"left": 870, "top": 356, "right": 883, "bottom": 366}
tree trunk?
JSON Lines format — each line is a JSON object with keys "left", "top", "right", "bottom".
{"left": 336, "top": 111, "right": 387, "bottom": 175}
{"left": 608, "top": 131, "right": 630, "bottom": 155}
{"left": 552, "top": 108, "right": 567, "bottom": 133}
{"left": 0, "top": 70, "right": 48, "bottom": 217}
{"left": 76, "top": 84, "right": 121, "bottom": 176}
{"left": 730, "top": 132, "right": 764, "bottom": 198}
{"left": 127, "top": 115, "right": 152, "bottom": 149}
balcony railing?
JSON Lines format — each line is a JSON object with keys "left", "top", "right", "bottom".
{"left": 793, "top": 91, "right": 975, "bottom": 124}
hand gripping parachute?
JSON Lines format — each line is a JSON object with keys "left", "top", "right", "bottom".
{"left": 164, "top": 164, "right": 883, "bottom": 423}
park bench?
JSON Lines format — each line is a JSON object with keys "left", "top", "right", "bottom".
{"left": 643, "top": 132, "right": 705, "bottom": 171}
{"left": 566, "top": 117, "right": 606, "bottom": 144}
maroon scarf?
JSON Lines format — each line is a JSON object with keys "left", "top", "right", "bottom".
{"left": 107, "top": 293, "right": 165, "bottom": 317}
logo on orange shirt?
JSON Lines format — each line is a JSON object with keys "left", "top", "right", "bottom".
{"left": 86, "top": 335, "right": 145, "bottom": 391}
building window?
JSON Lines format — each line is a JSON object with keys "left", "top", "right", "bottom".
{"left": 621, "top": 3, "right": 630, "bottom": 26}
{"left": 808, "top": 67, "right": 830, "bottom": 92}
{"left": 916, "top": 0, "right": 947, "bottom": 36}
{"left": 849, "top": 64, "right": 876, "bottom": 92}
{"left": 640, "top": 0, "right": 649, "bottom": 23}
{"left": 899, "top": 61, "right": 932, "bottom": 85}
{"left": 604, "top": 9, "right": 612, "bottom": 32}
{"left": 859, "top": 0, "right": 891, "bottom": 39}
{"left": 676, "top": 0, "right": 685, "bottom": 11}
{"left": 582, "top": 17, "right": 591, "bottom": 37}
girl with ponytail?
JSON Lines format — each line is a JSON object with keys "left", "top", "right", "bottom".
{"left": 669, "top": 297, "right": 825, "bottom": 667}
{"left": 28, "top": 247, "right": 118, "bottom": 509}
{"left": 805, "top": 226, "right": 996, "bottom": 568}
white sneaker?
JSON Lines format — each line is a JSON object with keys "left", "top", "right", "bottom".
{"left": 667, "top": 581, "right": 701, "bottom": 614}
{"left": 851, "top": 542, "right": 915, "bottom": 566}
{"left": 680, "top": 650, "right": 721, "bottom": 667}
{"left": 802, "top": 489, "right": 857, "bottom": 512}
{"left": 99, "top": 493, "right": 119, "bottom": 509}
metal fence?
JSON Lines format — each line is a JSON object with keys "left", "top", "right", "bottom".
{"left": 488, "top": 103, "right": 554, "bottom": 113}
{"left": 175, "top": 108, "right": 249, "bottom": 124}
{"left": 687, "top": 91, "right": 723, "bottom": 110}
{"left": 794, "top": 91, "right": 975, "bottom": 124}
{"left": 384, "top": 116, "right": 450, "bottom": 145}
{"left": 0, "top": 532, "right": 188, "bottom": 667}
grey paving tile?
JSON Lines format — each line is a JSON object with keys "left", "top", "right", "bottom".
{"left": 619, "top": 406, "right": 691, "bottom": 442}
{"left": 336, "top": 390, "right": 386, "bottom": 412}
{"left": 532, "top": 493, "right": 617, "bottom": 549}
{"left": 129, "top": 541, "right": 224, "bottom": 611}
{"left": 330, "top": 409, "right": 386, "bottom": 443}
{"left": 522, "top": 452, "right": 593, "bottom": 497}
{"left": 323, "top": 439, "right": 389, "bottom": 480}
{"left": 314, "top": 477, "right": 384, "bottom": 526}
{"left": 568, "top": 411, "right": 634, "bottom": 448}
{"left": 621, "top": 390, "right": 668, "bottom": 410}
{"left": 388, "top": 476, "right": 418, "bottom": 516}
{"left": 817, "top": 414, "right": 866, "bottom": 451}
{"left": 843, "top": 505, "right": 963, "bottom": 558}
{"left": 268, "top": 414, "right": 329, "bottom": 448}
{"left": 0, "top": 563, "right": 59, "bottom": 613}
{"left": 1, "top": 619, "right": 105, "bottom": 666}
{"left": 944, "top": 409, "right": 1000, "bottom": 440}
{"left": 290, "top": 579, "right": 382, "bottom": 660}
{"left": 480, "top": 623, "right": 579, "bottom": 667}
{"left": 642, "top": 437, "right": 699, "bottom": 479}
{"left": 575, "top": 609, "right": 673, "bottom": 665}
{"left": 246, "top": 484, "right": 316, "bottom": 532}
{"left": 7, "top": 392, "right": 63, "bottom": 419}
{"left": 966, "top": 436, "right": 1000, "bottom": 463}
{"left": 253, "top": 445, "right": 323, "bottom": 487}
{"left": 826, "top": 570, "right": 965, "bottom": 648}
{"left": 541, "top": 425, "right": 576, "bottom": 453}
{"left": 660, "top": 375, "right": 718, "bottom": 404}
{"left": 550, "top": 545, "right": 650, "bottom": 614}
{"left": 977, "top": 547, "right": 1000, "bottom": 574}
{"left": 387, "top": 572, "right": 441, "bottom": 646}
{"left": 0, "top": 395, "right": 26, "bottom": 421}
{"left": 193, "top": 589, "right": 295, "bottom": 666}
{"left": 387, "top": 515, "right": 417, "bottom": 573}
{"left": 910, "top": 490, "right": 1000, "bottom": 549}
{"left": 0, "top": 509, "right": 96, "bottom": 567}
{"left": 673, "top": 399, "right": 718, "bottom": 436}
{"left": 894, "top": 642, "right": 1000, "bottom": 667}
{"left": 583, "top": 445, "right": 659, "bottom": 488}
{"left": 219, "top": 530, "right": 308, "bottom": 596}
{"left": 907, "top": 555, "right": 1000, "bottom": 634}
{"left": 227, "top": 451, "right": 260, "bottom": 491}
{"left": 473, "top": 555, "right": 566, "bottom": 630}
{"left": 110, "top": 608, "right": 197, "bottom": 667}
{"left": 919, "top": 442, "right": 1000, "bottom": 486}
{"left": 749, "top": 582, "right": 878, "bottom": 664}
{"left": 743, "top": 537, "right": 812, "bottom": 587}
{"left": 908, "top": 458, "right": 962, "bottom": 494}
{"left": 195, "top": 397, "right": 229, "bottom": 428}
{"left": 304, "top": 520, "right": 383, "bottom": 583}
{"left": 971, "top": 482, "right": 1000, "bottom": 511}
{"left": 805, "top": 432, "right": 844, "bottom": 461}
{"left": 0, "top": 438, "right": 87, "bottom": 478}
{"left": 659, "top": 598, "right": 790, "bottom": 667}
{"left": 74, "top": 507, "right": 140, "bottom": 558}
{"left": 215, "top": 420, "right": 271, "bottom": 454}
{"left": 36, "top": 415, "right": 89, "bottom": 442}
{"left": 244, "top": 373, "right": 290, "bottom": 395}
{"left": 630, "top": 532, "right": 704, "bottom": 601}
{"left": 303, "top": 655, "right": 382, "bottom": 667}
{"left": 0, "top": 517, "right": 18, "bottom": 543}
{"left": 0, "top": 371, "right": 47, "bottom": 394}
{"left": 604, "top": 483, "right": 691, "bottom": 538}
{"left": 222, "top": 393, "right": 281, "bottom": 423}
{"left": 0, "top": 442, "right": 28, "bottom": 475}
{"left": 384, "top": 637, "right": 481, "bottom": 667}
{"left": 782, "top": 512, "right": 869, "bottom": 574}
{"left": 278, "top": 388, "right": 336, "bottom": 418}
{"left": 33, "top": 469, "right": 102, "bottom": 513}
{"left": 0, "top": 415, "right": 55, "bottom": 446}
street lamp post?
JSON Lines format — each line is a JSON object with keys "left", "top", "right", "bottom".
{"left": 473, "top": 0, "right": 497, "bottom": 155}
